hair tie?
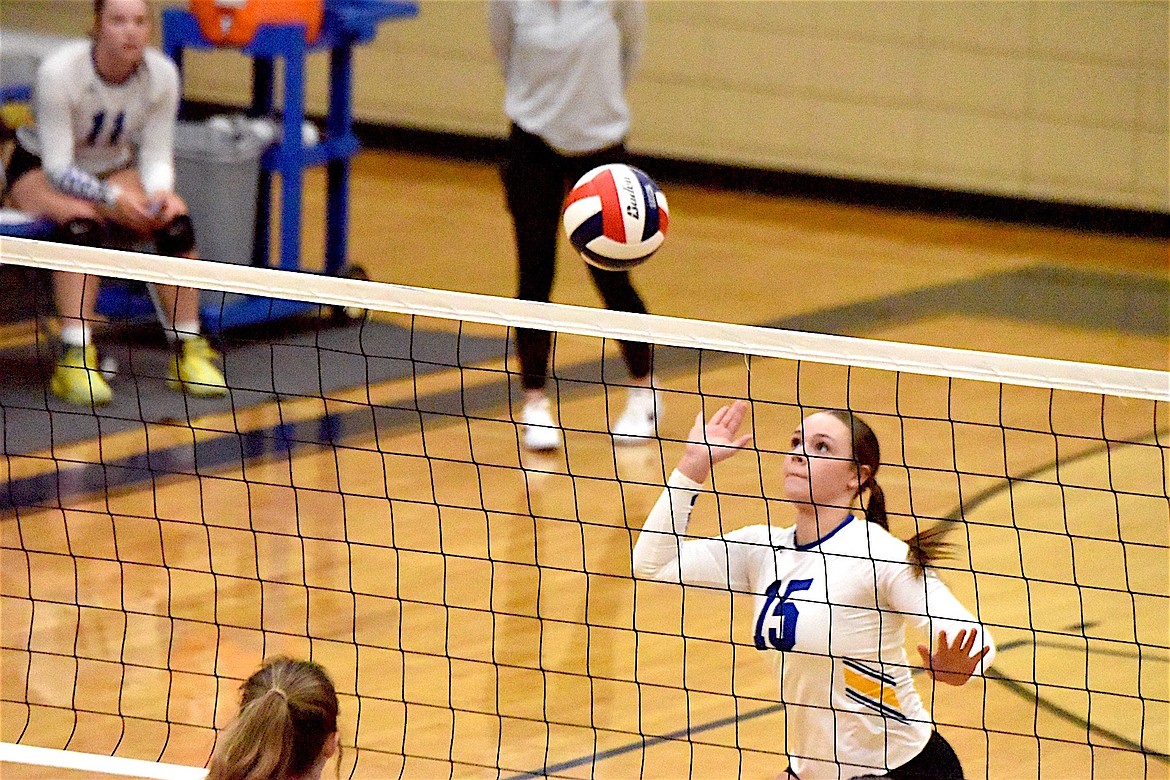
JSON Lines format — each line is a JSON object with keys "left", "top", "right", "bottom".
{"left": 270, "top": 687, "right": 289, "bottom": 701}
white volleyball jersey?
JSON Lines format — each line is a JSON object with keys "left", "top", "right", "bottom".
{"left": 16, "top": 40, "right": 179, "bottom": 201}
{"left": 632, "top": 470, "right": 997, "bottom": 780}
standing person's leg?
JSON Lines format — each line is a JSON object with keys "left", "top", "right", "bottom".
{"left": 586, "top": 260, "right": 659, "bottom": 443}
{"left": 585, "top": 263, "right": 652, "bottom": 378}
{"left": 104, "top": 168, "right": 226, "bottom": 397}
{"left": 568, "top": 147, "right": 659, "bottom": 443}
{"left": 501, "top": 124, "right": 569, "bottom": 450}
{"left": 7, "top": 160, "right": 113, "bottom": 405}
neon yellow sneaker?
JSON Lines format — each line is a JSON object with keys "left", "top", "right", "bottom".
{"left": 50, "top": 345, "right": 113, "bottom": 406}
{"left": 167, "top": 336, "right": 227, "bottom": 397}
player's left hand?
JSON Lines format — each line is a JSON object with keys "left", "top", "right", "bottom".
{"left": 917, "top": 628, "right": 990, "bottom": 686}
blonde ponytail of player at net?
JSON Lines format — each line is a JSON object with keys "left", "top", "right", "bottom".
{"left": 206, "top": 656, "right": 340, "bottom": 780}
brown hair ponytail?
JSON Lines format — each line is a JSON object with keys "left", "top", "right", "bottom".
{"left": 864, "top": 476, "right": 888, "bottom": 531}
{"left": 824, "top": 410, "right": 954, "bottom": 574}
{"left": 207, "top": 656, "right": 339, "bottom": 780}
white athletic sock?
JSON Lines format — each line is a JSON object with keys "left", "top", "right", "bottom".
{"left": 173, "top": 321, "right": 201, "bottom": 342}
{"left": 59, "top": 323, "right": 90, "bottom": 348}
{"left": 627, "top": 385, "right": 655, "bottom": 408}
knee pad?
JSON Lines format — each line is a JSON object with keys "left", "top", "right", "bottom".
{"left": 55, "top": 218, "right": 105, "bottom": 247}
{"left": 154, "top": 214, "right": 196, "bottom": 256}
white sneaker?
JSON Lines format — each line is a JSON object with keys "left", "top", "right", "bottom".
{"left": 520, "top": 397, "right": 562, "bottom": 451}
{"left": 612, "top": 387, "right": 660, "bottom": 445}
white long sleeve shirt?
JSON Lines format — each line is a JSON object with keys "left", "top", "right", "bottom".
{"left": 16, "top": 40, "right": 179, "bottom": 206}
{"left": 633, "top": 470, "right": 997, "bottom": 780}
{"left": 486, "top": 0, "right": 645, "bottom": 154}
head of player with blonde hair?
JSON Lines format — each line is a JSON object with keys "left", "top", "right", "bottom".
{"left": 207, "top": 656, "right": 341, "bottom": 780}
{"left": 91, "top": 0, "right": 151, "bottom": 82}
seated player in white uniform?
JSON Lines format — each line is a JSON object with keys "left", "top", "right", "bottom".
{"left": 633, "top": 401, "right": 996, "bottom": 780}
{"left": 3, "top": 0, "right": 225, "bottom": 405}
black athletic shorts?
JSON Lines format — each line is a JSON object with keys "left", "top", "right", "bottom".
{"left": 3, "top": 142, "right": 42, "bottom": 197}
{"left": 785, "top": 730, "right": 964, "bottom": 780}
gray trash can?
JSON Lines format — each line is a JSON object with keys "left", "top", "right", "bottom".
{"left": 173, "top": 118, "right": 273, "bottom": 267}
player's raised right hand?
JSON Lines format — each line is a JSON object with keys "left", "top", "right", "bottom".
{"left": 676, "top": 400, "right": 753, "bottom": 483}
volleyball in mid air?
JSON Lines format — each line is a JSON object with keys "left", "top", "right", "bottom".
{"left": 562, "top": 163, "right": 669, "bottom": 271}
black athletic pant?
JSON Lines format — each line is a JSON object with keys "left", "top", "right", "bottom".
{"left": 500, "top": 123, "right": 651, "bottom": 391}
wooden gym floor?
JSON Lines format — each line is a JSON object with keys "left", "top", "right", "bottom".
{"left": 1, "top": 148, "right": 1167, "bottom": 779}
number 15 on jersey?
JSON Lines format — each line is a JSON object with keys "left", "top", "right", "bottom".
{"left": 754, "top": 578, "right": 813, "bottom": 651}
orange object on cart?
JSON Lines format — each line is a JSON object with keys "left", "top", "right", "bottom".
{"left": 189, "top": 0, "right": 324, "bottom": 46}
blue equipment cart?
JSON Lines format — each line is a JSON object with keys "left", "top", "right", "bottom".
{"left": 159, "top": 0, "right": 418, "bottom": 331}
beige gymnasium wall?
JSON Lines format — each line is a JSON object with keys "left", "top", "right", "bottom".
{"left": 4, "top": 0, "right": 1167, "bottom": 212}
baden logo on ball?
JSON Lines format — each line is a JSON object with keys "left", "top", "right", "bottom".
{"left": 563, "top": 163, "right": 669, "bottom": 272}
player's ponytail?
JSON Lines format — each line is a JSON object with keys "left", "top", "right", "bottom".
{"left": 207, "top": 656, "right": 339, "bottom": 780}
{"left": 864, "top": 475, "right": 889, "bottom": 531}
{"left": 825, "top": 410, "right": 954, "bottom": 574}
{"left": 207, "top": 689, "right": 296, "bottom": 780}
{"left": 903, "top": 522, "right": 955, "bottom": 573}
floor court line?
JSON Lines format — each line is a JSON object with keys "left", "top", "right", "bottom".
{"left": 505, "top": 703, "right": 785, "bottom": 780}
{"left": 984, "top": 669, "right": 1169, "bottom": 761}
{"left": 939, "top": 435, "right": 1169, "bottom": 522}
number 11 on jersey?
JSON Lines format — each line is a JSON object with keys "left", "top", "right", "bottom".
{"left": 754, "top": 578, "right": 813, "bottom": 651}
{"left": 85, "top": 111, "right": 126, "bottom": 146}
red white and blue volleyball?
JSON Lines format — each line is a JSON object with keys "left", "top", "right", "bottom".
{"left": 562, "top": 163, "right": 669, "bottom": 271}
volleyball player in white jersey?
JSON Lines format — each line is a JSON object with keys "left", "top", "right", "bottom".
{"left": 633, "top": 401, "right": 995, "bottom": 779}
{"left": 4, "top": 0, "right": 226, "bottom": 405}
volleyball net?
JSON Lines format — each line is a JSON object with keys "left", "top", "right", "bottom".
{"left": 0, "top": 237, "right": 1166, "bottom": 779}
